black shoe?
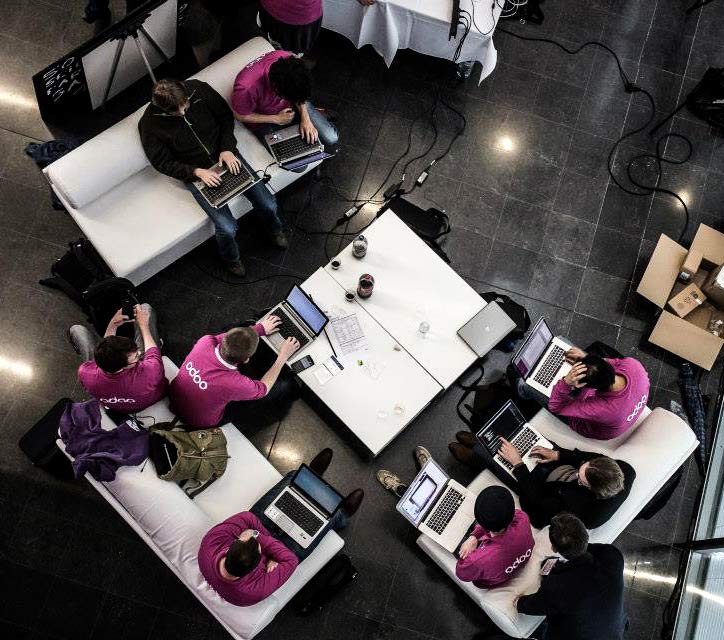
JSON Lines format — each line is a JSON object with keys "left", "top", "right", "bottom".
{"left": 455, "top": 431, "right": 477, "bottom": 448}
{"left": 449, "top": 442, "right": 476, "bottom": 468}
{"left": 341, "top": 488, "right": 364, "bottom": 516}
{"left": 224, "top": 260, "right": 246, "bottom": 277}
{"left": 309, "top": 448, "right": 333, "bottom": 476}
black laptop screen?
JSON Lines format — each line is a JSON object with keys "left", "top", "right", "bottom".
{"left": 512, "top": 319, "right": 553, "bottom": 377}
{"left": 293, "top": 465, "right": 343, "bottom": 515}
{"left": 287, "top": 285, "right": 327, "bottom": 334}
{"left": 477, "top": 401, "right": 526, "bottom": 452}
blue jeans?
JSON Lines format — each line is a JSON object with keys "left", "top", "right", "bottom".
{"left": 254, "top": 102, "right": 339, "bottom": 149}
{"left": 251, "top": 471, "right": 349, "bottom": 562}
{"left": 187, "top": 180, "right": 282, "bottom": 264}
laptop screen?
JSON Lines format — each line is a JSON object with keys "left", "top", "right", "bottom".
{"left": 476, "top": 400, "right": 527, "bottom": 452}
{"left": 512, "top": 319, "right": 553, "bottom": 377}
{"left": 397, "top": 459, "right": 448, "bottom": 527}
{"left": 293, "top": 465, "right": 343, "bottom": 516}
{"left": 287, "top": 285, "right": 327, "bottom": 335}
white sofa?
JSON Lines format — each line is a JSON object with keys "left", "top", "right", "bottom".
{"left": 57, "top": 358, "right": 343, "bottom": 640}
{"left": 43, "top": 37, "right": 319, "bottom": 286}
{"left": 417, "top": 406, "right": 698, "bottom": 638}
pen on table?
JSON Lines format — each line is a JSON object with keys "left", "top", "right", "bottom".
{"left": 323, "top": 325, "right": 338, "bottom": 358}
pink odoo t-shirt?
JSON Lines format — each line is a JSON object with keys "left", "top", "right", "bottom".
{"left": 169, "top": 327, "right": 267, "bottom": 428}
{"left": 548, "top": 357, "right": 650, "bottom": 440}
{"left": 78, "top": 346, "right": 167, "bottom": 413}
{"left": 455, "top": 510, "right": 535, "bottom": 588}
{"left": 232, "top": 50, "right": 293, "bottom": 129}
{"left": 261, "top": 0, "right": 322, "bottom": 25}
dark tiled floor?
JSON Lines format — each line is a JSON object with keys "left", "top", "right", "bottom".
{"left": 1, "top": 0, "right": 722, "bottom": 639}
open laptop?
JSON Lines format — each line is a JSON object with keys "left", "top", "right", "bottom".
{"left": 396, "top": 459, "right": 475, "bottom": 553}
{"left": 265, "top": 124, "right": 324, "bottom": 167}
{"left": 192, "top": 157, "right": 259, "bottom": 209}
{"left": 457, "top": 301, "right": 517, "bottom": 358}
{"left": 476, "top": 400, "right": 554, "bottom": 477}
{"left": 511, "top": 318, "right": 574, "bottom": 397}
{"left": 264, "top": 464, "right": 343, "bottom": 548}
{"left": 262, "top": 285, "right": 328, "bottom": 354}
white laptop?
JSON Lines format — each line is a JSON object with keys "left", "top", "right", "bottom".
{"left": 261, "top": 285, "right": 328, "bottom": 355}
{"left": 476, "top": 400, "right": 554, "bottom": 477}
{"left": 511, "top": 318, "right": 574, "bottom": 397}
{"left": 396, "top": 459, "right": 475, "bottom": 553}
{"left": 264, "top": 464, "right": 343, "bottom": 549}
{"left": 457, "top": 301, "right": 518, "bottom": 358}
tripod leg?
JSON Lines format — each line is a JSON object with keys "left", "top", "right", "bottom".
{"left": 102, "top": 38, "right": 126, "bottom": 109}
{"left": 139, "top": 26, "right": 172, "bottom": 66}
{"left": 133, "top": 34, "right": 158, "bottom": 84}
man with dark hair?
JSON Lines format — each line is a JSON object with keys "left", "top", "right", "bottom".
{"left": 232, "top": 51, "right": 338, "bottom": 148}
{"left": 547, "top": 347, "right": 650, "bottom": 440}
{"left": 455, "top": 486, "right": 535, "bottom": 588}
{"left": 70, "top": 304, "right": 166, "bottom": 413}
{"left": 198, "top": 448, "right": 364, "bottom": 606}
{"left": 515, "top": 513, "right": 627, "bottom": 640}
{"left": 139, "top": 78, "right": 287, "bottom": 277}
{"left": 169, "top": 316, "right": 300, "bottom": 428}
{"left": 449, "top": 434, "right": 635, "bottom": 529}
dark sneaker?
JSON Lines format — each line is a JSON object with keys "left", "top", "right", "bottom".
{"left": 449, "top": 442, "right": 476, "bottom": 468}
{"left": 341, "top": 488, "right": 364, "bottom": 516}
{"left": 376, "top": 470, "right": 407, "bottom": 498}
{"left": 309, "top": 448, "right": 333, "bottom": 476}
{"left": 270, "top": 232, "right": 289, "bottom": 249}
{"left": 224, "top": 260, "right": 245, "bottom": 277}
{"left": 456, "top": 431, "right": 478, "bottom": 448}
{"left": 413, "top": 445, "right": 432, "bottom": 470}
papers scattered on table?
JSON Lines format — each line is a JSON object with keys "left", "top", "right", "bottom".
{"left": 313, "top": 356, "right": 345, "bottom": 386}
{"left": 329, "top": 313, "right": 368, "bottom": 355}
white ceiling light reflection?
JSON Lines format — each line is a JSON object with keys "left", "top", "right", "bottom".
{"left": 678, "top": 191, "right": 691, "bottom": 208}
{"left": 496, "top": 136, "right": 516, "bottom": 152}
{"left": 0, "top": 355, "right": 33, "bottom": 379}
{"left": 624, "top": 568, "right": 724, "bottom": 607}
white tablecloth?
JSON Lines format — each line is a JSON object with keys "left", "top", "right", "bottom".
{"left": 322, "top": 0, "right": 500, "bottom": 82}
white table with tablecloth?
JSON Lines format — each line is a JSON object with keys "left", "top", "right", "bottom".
{"left": 322, "top": 0, "right": 501, "bottom": 82}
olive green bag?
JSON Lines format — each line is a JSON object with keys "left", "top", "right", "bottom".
{"left": 148, "top": 423, "right": 230, "bottom": 498}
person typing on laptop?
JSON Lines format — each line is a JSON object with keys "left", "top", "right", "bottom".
{"left": 450, "top": 432, "right": 635, "bottom": 529}
{"left": 169, "top": 317, "right": 300, "bottom": 429}
{"left": 139, "top": 78, "right": 287, "bottom": 278}
{"left": 232, "top": 51, "right": 338, "bottom": 148}
{"left": 547, "top": 348, "right": 650, "bottom": 441}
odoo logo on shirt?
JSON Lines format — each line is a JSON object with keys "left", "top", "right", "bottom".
{"left": 185, "top": 362, "right": 208, "bottom": 390}
{"left": 101, "top": 397, "right": 136, "bottom": 404}
{"left": 627, "top": 394, "right": 648, "bottom": 422}
{"left": 505, "top": 548, "right": 533, "bottom": 574}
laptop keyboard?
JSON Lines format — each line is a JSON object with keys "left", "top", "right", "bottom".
{"left": 533, "top": 345, "right": 566, "bottom": 388}
{"left": 272, "top": 135, "right": 320, "bottom": 163}
{"left": 275, "top": 491, "right": 324, "bottom": 537}
{"left": 273, "top": 308, "right": 310, "bottom": 348}
{"left": 426, "top": 488, "right": 464, "bottom": 535}
{"left": 201, "top": 165, "right": 253, "bottom": 207}
{"left": 497, "top": 426, "right": 540, "bottom": 471}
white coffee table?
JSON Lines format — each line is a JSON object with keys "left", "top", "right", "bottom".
{"left": 284, "top": 268, "right": 443, "bottom": 456}
{"left": 325, "top": 210, "right": 485, "bottom": 389}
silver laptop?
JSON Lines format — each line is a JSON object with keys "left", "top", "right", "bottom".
{"left": 264, "top": 464, "right": 343, "bottom": 548}
{"left": 476, "top": 400, "right": 554, "bottom": 477}
{"left": 264, "top": 124, "right": 324, "bottom": 166}
{"left": 457, "top": 301, "right": 517, "bottom": 358}
{"left": 511, "top": 318, "right": 574, "bottom": 397}
{"left": 396, "top": 459, "right": 475, "bottom": 553}
{"left": 192, "top": 158, "right": 259, "bottom": 209}
{"left": 262, "top": 285, "right": 328, "bottom": 354}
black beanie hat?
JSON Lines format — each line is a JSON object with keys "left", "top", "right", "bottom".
{"left": 474, "top": 486, "right": 515, "bottom": 532}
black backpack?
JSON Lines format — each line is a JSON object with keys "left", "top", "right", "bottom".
{"left": 291, "top": 554, "right": 358, "bottom": 616}
{"left": 83, "top": 277, "right": 139, "bottom": 339}
{"left": 18, "top": 398, "right": 75, "bottom": 480}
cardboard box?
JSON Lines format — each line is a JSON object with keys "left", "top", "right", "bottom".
{"left": 680, "top": 248, "right": 703, "bottom": 281}
{"left": 703, "top": 264, "right": 724, "bottom": 309}
{"left": 667, "top": 283, "right": 706, "bottom": 317}
{"left": 637, "top": 225, "right": 724, "bottom": 370}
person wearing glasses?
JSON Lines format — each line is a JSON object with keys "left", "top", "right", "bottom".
{"left": 69, "top": 304, "right": 166, "bottom": 413}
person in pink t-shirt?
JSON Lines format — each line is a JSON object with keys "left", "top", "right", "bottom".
{"left": 258, "top": 0, "right": 323, "bottom": 55}
{"left": 70, "top": 304, "right": 167, "bottom": 413}
{"left": 169, "top": 316, "right": 300, "bottom": 428}
{"left": 455, "top": 486, "right": 535, "bottom": 589}
{"left": 232, "top": 52, "right": 338, "bottom": 151}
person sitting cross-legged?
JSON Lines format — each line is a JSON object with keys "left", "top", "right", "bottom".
{"left": 198, "top": 448, "right": 363, "bottom": 606}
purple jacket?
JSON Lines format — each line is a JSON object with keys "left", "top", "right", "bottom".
{"left": 59, "top": 399, "right": 149, "bottom": 481}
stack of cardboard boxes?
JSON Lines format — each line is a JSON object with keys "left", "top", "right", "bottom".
{"left": 637, "top": 224, "right": 724, "bottom": 370}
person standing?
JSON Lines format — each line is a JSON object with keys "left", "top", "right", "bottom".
{"left": 258, "top": 0, "right": 323, "bottom": 56}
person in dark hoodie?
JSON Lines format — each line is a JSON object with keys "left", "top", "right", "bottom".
{"left": 138, "top": 78, "right": 287, "bottom": 277}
